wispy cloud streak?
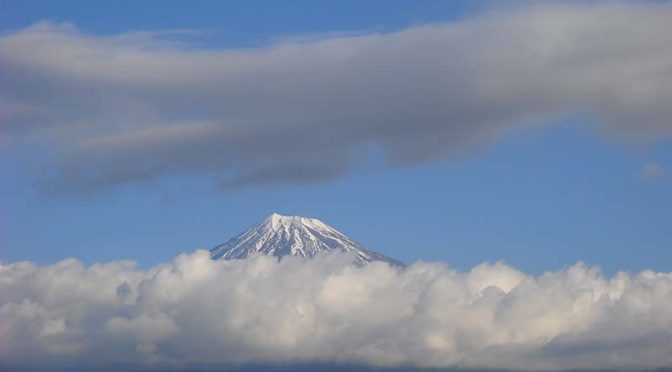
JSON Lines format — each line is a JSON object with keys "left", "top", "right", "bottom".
{"left": 2, "top": 3, "right": 672, "bottom": 192}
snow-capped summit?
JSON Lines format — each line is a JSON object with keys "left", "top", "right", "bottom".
{"left": 210, "top": 213, "right": 403, "bottom": 266}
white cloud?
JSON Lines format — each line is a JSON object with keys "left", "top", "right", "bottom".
{"left": 1, "top": 251, "right": 671, "bottom": 370}
{"left": 2, "top": 2, "right": 672, "bottom": 193}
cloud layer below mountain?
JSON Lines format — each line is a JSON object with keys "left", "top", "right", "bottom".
{"left": 2, "top": 2, "right": 672, "bottom": 192}
{"left": 1, "top": 251, "right": 671, "bottom": 370}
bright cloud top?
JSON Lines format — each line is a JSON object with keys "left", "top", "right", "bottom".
{"left": 2, "top": 2, "right": 672, "bottom": 192}
{"left": 1, "top": 251, "right": 671, "bottom": 370}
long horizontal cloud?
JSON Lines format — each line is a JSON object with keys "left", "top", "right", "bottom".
{"left": 1, "top": 251, "right": 671, "bottom": 370}
{"left": 2, "top": 2, "right": 672, "bottom": 192}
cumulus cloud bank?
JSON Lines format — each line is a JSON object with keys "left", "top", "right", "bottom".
{"left": 2, "top": 2, "right": 672, "bottom": 192}
{"left": 1, "top": 251, "right": 672, "bottom": 370}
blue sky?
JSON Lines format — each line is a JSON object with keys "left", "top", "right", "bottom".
{"left": 0, "top": 0, "right": 476, "bottom": 39}
{"left": 1, "top": 0, "right": 671, "bottom": 275}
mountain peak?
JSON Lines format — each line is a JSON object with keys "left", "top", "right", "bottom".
{"left": 264, "top": 213, "right": 330, "bottom": 232}
{"left": 211, "top": 214, "right": 403, "bottom": 266}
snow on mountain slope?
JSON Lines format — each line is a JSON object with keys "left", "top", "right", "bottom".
{"left": 210, "top": 213, "right": 403, "bottom": 266}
